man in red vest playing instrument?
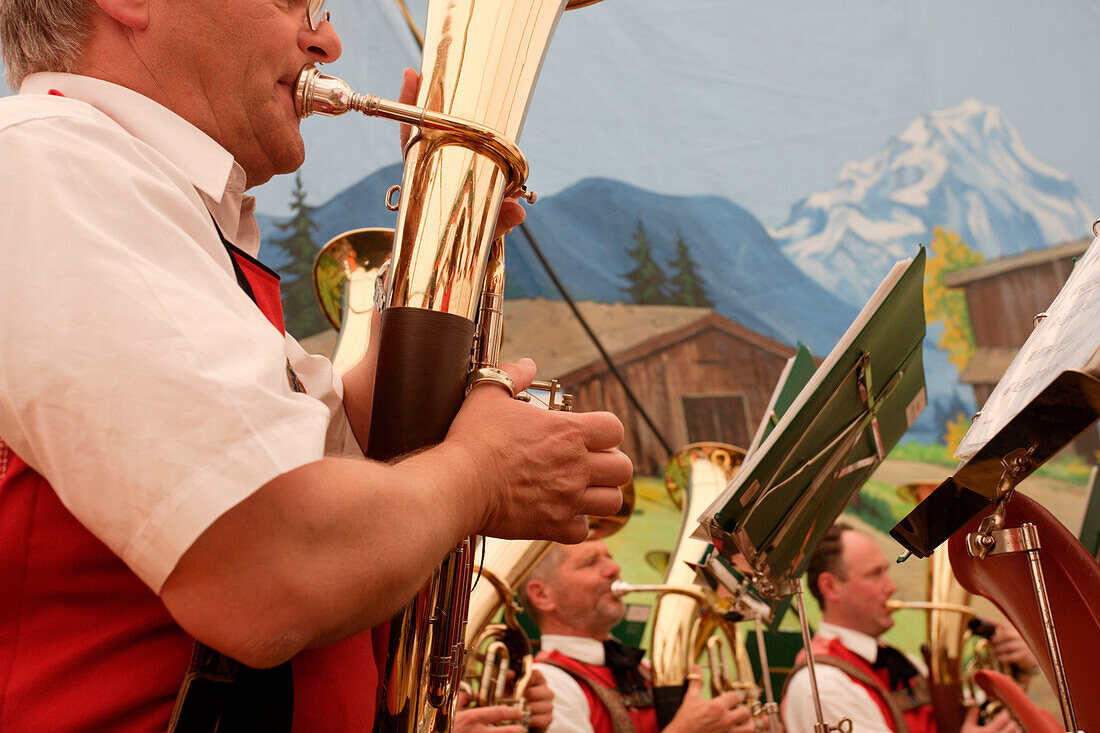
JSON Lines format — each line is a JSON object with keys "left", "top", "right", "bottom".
{"left": 0, "top": 1, "right": 632, "bottom": 730}
{"left": 520, "top": 540, "right": 756, "bottom": 733}
{"left": 781, "top": 523, "right": 1031, "bottom": 733}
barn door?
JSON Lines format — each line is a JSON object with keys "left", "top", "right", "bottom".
{"left": 681, "top": 394, "right": 750, "bottom": 449}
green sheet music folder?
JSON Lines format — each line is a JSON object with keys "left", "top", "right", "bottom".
{"left": 700, "top": 248, "right": 927, "bottom": 597}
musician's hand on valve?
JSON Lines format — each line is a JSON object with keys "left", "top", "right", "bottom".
{"left": 454, "top": 689, "right": 529, "bottom": 733}
{"left": 664, "top": 668, "right": 754, "bottom": 733}
{"left": 960, "top": 706, "right": 1021, "bottom": 733}
{"left": 448, "top": 357, "right": 631, "bottom": 544}
{"left": 989, "top": 619, "right": 1038, "bottom": 682}
{"left": 398, "top": 67, "right": 526, "bottom": 239}
{"left": 524, "top": 669, "right": 555, "bottom": 733}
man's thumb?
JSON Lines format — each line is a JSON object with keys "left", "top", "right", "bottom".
{"left": 683, "top": 666, "right": 704, "bottom": 696}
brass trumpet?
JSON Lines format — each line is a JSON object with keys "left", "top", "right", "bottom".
{"left": 298, "top": 2, "right": 603, "bottom": 731}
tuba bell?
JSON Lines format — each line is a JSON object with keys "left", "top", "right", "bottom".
{"left": 297, "top": 3, "right": 604, "bottom": 731}
{"left": 642, "top": 443, "right": 764, "bottom": 728}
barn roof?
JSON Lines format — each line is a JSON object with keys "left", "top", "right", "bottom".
{"left": 943, "top": 237, "right": 1091, "bottom": 288}
{"left": 299, "top": 298, "right": 796, "bottom": 380}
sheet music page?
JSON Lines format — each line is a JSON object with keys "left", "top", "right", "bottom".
{"left": 698, "top": 255, "right": 913, "bottom": 527}
{"left": 956, "top": 235, "right": 1100, "bottom": 461}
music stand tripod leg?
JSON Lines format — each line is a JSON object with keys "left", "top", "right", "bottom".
{"left": 967, "top": 512, "right": 1080, "bottom": 732}
{"left": 792, "top": 579, "right": 850, "bottom": 733}
{"left": 752, "top": 617, "right": 781, "bottom": 733}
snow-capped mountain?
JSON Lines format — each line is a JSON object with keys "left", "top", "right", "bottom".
{"left": 773, "top": 99, "right": 1096, "bottom": 307}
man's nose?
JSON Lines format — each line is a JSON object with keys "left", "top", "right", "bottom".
{"left": 300, "top": 17, "right": 342, "bottom": 63}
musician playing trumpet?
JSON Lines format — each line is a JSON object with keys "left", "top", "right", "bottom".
{"left": 781, "top": 524, "right": 1034, "bottom": 733}
{"left": 0, "top": 1, "right": 632, "bottom": 731}
{"left": 519, "top": 540, "right": 756, "bottom": 733}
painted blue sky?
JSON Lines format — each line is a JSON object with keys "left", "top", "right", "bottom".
{"left": 258, "top": 0, "right": 1100, "bottom": 229}
{"left": 4, "top": 0, "right": 1098, "bottom": 230}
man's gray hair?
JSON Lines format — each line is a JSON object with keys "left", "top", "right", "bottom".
{"left": 516, "top": 544, "right": 567, "bottom": 628}
{"left": 1, "top": 0, "right": 93, "bottom": 90}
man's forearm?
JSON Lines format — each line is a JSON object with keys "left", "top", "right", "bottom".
{"left": 161, "top": 447, "right": 486, "bottom": 668}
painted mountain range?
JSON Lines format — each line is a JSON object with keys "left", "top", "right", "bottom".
{"left": 258, "top": 99, "right": 1096, "bottom": 444}
{"left": 772, "top": 99, "right": 1095, "bottom": 308}
{"left": 257, "top": 170, "right": 859, "bottom": 359}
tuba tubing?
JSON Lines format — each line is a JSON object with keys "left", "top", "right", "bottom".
{"left": 296, "top": 3, "right": 604, "bottom": 731}
{"left": 648, "top": 443, "right": 754, "bottom": 728}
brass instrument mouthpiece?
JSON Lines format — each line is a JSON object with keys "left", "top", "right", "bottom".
{"left": 610, "top": 581, "right": 707, "bottom": 603}
{"left": 885, "top": 599, "right": 976, "bottom": 616}
{"left": 292, "top": 64, "right": 536, "bottom": 202}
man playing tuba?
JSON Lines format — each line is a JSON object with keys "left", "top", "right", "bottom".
{"left": 0, "top": 1, "right": 631, "bottom": 730}
{"left": 519, "top": 541, "right": 756, "bottom": 733}
{"left": 781, "top": 524, "right": 1033, "bottom": 733}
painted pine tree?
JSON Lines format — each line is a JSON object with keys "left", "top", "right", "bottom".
{"left": 622, "top": 219, "right": 670, "bottom": 304}
{"left": 269, "top": 172, "right": 327, "bottom": 338}
{"left": 667, "top": 233, "right": 713, "bottom": 307}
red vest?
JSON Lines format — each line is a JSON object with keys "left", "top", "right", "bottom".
{"left": 792, "top": 636, "right": 938, "bottom": 733}
{"left": 0, "top": 248, "right": 384, "bottom": 731}
{"left": 537, "top": 649, "right": 659, "bottom": 733}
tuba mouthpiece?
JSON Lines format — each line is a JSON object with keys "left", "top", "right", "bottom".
{"left": 295, "top": 64, "right": 365, "bottom": 118}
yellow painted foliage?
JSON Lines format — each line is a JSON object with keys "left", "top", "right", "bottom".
{"left": 924, "top": 228, "right": 984, "bottom": 370}
{"left": 942, "top": 411, "right": 972, "bottom": 455}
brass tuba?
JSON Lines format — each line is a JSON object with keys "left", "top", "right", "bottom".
{"left": 297, "top": 2, "right": 604, "bottom": 731}
{"left": 641, "top": 443, "right": 760, "bottom": 727}
{"left": 890, "top": 482, "right": 979, "bottom": 733}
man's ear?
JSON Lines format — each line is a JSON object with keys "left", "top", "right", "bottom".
{"left": 93, "top": 0, "right": 150, "bottom": 30}
{"left": 524, "top": 580, "right": 555, "bottom": 614}
{"left": 817, "top": 571, "right": 841, "bottom": 603}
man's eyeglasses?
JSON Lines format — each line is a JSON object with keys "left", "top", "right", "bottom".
{"left": 307, "top": 0, "right": 330, "bottom": 31}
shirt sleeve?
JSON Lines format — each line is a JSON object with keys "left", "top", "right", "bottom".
{"left": 781, "top": 665, "right": 894, "bottom": 733}
{"left": 0, "top": 107, "right": 334, "bottom": 591}
{"left": 533, "top": 662, "right": 596, "bottom": 733}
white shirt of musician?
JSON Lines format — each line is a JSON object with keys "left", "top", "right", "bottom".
{"left": 534, "top": 635, "right": 613, "bottom": 733}
{"left": 781, "top": 622, "right": 928, "bottom": 733}
{"left": 0, "top": 72, "right": 362, "bottom": 592}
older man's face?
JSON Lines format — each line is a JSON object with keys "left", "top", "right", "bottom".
{"left": 827, "top": 531, "right": 898, "bottom": 638}
{"left": 142, "top": 0, "right": 342, "bottom": 187}
{"left": 544, "top": 541, "right": 625, "bottom": 639}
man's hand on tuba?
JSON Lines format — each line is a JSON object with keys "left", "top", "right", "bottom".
{"left": 662, "top": 667, "right": 755, "bottom": 733}
{"left": 399, "top": 67, "right": 526, "bottom": 240}
{"left": 444, "top": 357, "right": 631, "bottom": 545}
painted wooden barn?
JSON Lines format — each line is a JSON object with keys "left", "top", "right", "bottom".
{"left": 945, "top": 236, "right": 1098, "bottom": 456}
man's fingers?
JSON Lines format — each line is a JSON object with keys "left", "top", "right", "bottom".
{"left": 461, "top": 705, "right": 523, "bottom": 725}
{"left": 578, "top": 485, "right": 626, "bottom": 519}
{"left": 574, "top": 410, "right": 627, "bottom": 451}
{"left": 398, "top": 67, "right": 420, "bottom": 149}
{"left": 491, "top": 358, "right": 537, "bottom": 396}
{"left": 585, "top": 450, "right": 634, "bottom": 492}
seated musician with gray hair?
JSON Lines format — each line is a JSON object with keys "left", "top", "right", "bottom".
{"left": 519, "top": 540, "right": 756, "bottom": 733}
{"left": 781, "top": 523, "right": 1033, "bottom": 733}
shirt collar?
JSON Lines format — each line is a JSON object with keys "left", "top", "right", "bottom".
{"left": 20, "top": 72, "right": 238, "bottom": 206}
{"left": 815, "top": 620, "right": 880, "bottom": 664}
{"left": 539, "top": 635, "right": 607, "bottom": 666}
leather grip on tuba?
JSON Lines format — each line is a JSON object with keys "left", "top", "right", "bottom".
{"left": 654, "top": 686, "right": 687, "bottom": 730}
{"left": 366, "top": 307, "right": 475, "bottom": 461}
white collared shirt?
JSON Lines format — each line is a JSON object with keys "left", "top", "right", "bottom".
{"left": 535, "top": 635, "right": 611, "bottom": 733}
{"left": 781, "top": 622, "right": 927, "bottom": 733}
{"left": 0, "top": 73, "right": 360, "bottom": 591}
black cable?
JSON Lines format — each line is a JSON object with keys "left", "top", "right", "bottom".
{"left": 514, "top": 220, "right": 675, "bottom": 458}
